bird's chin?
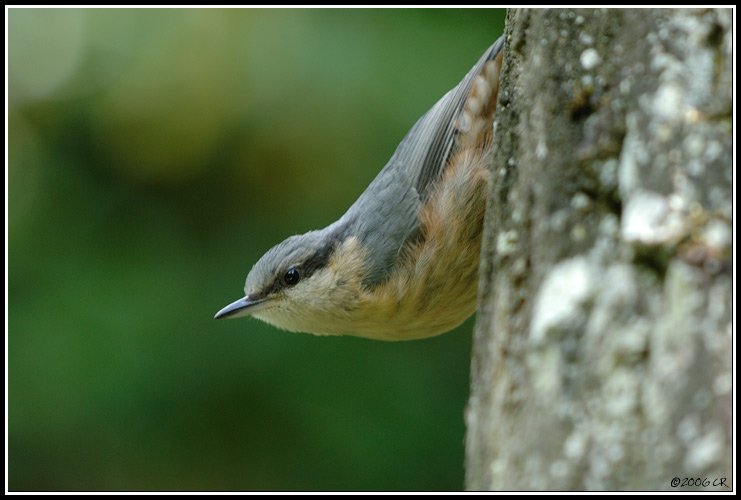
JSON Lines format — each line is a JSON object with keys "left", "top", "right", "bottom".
{"left": 251, "top": 307, "right": 317, "bottom": 335}
{"left": 251, "top": 307, "right": 289, "bottom": 328}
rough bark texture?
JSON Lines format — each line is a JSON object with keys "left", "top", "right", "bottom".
{"left": 465, "top": 9, "right": 732, "bottom": 491}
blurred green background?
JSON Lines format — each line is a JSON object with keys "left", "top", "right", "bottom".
{"left": 8, "top": 8, "right": 505, "bottom": 491}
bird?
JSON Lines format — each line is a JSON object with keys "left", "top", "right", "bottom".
{"left": 215, "top": 36, "right": 505, "bottom": 341}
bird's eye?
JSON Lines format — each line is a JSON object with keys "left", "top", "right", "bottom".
{"left": 283, "top": 267, "right": 300, "bottom": 286}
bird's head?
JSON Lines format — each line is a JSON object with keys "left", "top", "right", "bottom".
{"left": 215, "top": 227, "right": 368, "bottom": 335}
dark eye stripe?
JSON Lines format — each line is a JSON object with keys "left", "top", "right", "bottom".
{"left": 267, "top": 227, "right": 348, "bottom": 295}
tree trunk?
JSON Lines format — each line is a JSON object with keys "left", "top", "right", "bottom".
{"left": 465, "top": 8, "right": 733, "bottom": 491}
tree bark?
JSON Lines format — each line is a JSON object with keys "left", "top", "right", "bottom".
{"left": 465, "top": 8, "right": 733, "bottom": 491}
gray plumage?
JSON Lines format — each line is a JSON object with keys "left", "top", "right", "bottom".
{"left": 332, "top": 36, "right": 505, "bottom": 285}
{"left": 243, "top": 36, "right": 505, "bottom": 297}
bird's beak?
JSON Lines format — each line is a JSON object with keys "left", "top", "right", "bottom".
{"left": 214, "top": 296, "right": 269, "bottom": 319}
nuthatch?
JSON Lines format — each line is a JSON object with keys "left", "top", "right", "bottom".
{"left": 216, "top": 36, "right": 505, "bottom": 341}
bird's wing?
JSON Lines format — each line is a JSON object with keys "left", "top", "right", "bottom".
{"left": 398, "top": 35, "right": 504, "bottom": 200}
{"left": 341, "top": 36, "right": 505, "bottom": 286}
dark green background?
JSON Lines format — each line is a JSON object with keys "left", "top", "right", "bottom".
{"left": 8, "top": 8, "right": 505, "bottom": 491}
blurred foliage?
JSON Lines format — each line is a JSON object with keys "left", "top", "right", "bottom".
{"left": 8, "top": 8, "right": 506, "bottom": 491}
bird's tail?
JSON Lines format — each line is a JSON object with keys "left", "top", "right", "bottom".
{"left": 455, "top": 35, "right": 505, "bottom": 151}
